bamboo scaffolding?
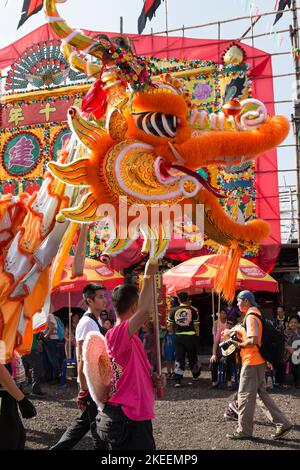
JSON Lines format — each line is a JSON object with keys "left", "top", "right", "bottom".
{"left": 152, "top": 7, "right": 299, "bottom": 35}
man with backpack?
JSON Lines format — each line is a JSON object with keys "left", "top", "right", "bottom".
{"left": 225, "top": 290, "right": 292, "bottom": 440}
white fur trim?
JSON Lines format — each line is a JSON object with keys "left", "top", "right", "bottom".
{"left": 83, "top": 331, "right": 112, "bottom": 408}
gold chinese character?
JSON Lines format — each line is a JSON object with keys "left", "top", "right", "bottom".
{"left": 39, "top": 103, "right": 57, "bottom": 121}
{"left": 8, "top": 107, "right": 24, "bottom": 126}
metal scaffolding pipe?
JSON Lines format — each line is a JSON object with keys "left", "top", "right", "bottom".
{"left": 152, "top": 7, "right": 298, "bottom": 35}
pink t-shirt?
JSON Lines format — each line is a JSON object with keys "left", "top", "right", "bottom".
{"left": 215, "top": 327, "right": 224, "bottom": 344}
{"left": 105, "top": 320, "right": 155, "bottom": 421}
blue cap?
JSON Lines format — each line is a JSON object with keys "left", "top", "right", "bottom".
{"left": 237, "top": 290, "right": 259, "bottom": 307}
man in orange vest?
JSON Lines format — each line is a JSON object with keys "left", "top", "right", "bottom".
{"left": 224, "top": 290, "right": 292, "bottom": 440}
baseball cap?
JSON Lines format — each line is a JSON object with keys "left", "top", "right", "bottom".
{"left": 237, "top": 290, "right": 259, "bottom": 307}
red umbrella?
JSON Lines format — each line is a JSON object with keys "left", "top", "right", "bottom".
{"left": 163, "top": 254, "right": 278, "bottom": 296}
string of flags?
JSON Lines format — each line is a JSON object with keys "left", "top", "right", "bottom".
{"left": 240, "top": 0, "right": 292, "bottom": 47}
{"left": 273, "top": 0, "right": 292, "bottom": 26}
{"left": 12, "top": 0, "right": 294, "bottom": 42}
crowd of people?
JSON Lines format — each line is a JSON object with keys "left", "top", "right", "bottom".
{"left": 0, "top": 262, "right": 299, "bottom": 449}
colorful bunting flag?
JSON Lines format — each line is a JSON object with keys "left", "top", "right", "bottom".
{"left": 18, "top": 0, "right": 43, "bottom": 29}
{"left": 138, "top": 0, "right": 162, "bottom": 34}
{"left": 273, "top": 0, "right": 291, "bottom": 25}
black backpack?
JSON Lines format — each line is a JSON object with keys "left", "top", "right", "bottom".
{"left": 244, "top": 311, "right": 285, "bottom": 368}
{"left": 84, "top": 312, "right": 107, "bottom": 336}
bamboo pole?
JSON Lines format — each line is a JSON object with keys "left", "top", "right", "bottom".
{"left": 212, "top": 289, "right": 216, "bottom": 321}
{"left": 152, "top": 7, "right": 298, "bottom": 35}
{"left": 164, "top": 0, "right": 169, "bottom": 58}
{"left": 152, "top": 272, "right": 163, "bottom": 398}
{"left": 290, "top": 0, "right": 300, "bottom": 276}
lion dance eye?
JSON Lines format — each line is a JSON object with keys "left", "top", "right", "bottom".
{"left": 132, "top": 112, "right": 178, "bottom": 138}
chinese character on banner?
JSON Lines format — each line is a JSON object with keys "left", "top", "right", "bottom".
{"left": 39, "top": 102, "right": 57, "bottom": 121}
{"left": 8, "top": 107, "right": 25, "bottom": 126}
{"left": 8, "top": 136, "right": 35, "bottom": 169}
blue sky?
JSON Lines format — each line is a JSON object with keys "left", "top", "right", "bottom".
{"left": 0, "top": 0, "right": 297, "bottom": 186}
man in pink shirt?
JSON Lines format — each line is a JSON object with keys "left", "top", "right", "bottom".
{"left": 96, "top": 259, "right": 160, "bottom": 450}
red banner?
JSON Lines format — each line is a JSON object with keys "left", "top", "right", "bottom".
{"left": 1, "top": 95, "right": 83, "bottom": 129}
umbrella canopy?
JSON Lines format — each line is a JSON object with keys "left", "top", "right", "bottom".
{"left": 163, "top": 254, "right": 278, "bottom": 296}
{"left": 52, "top": 256, "right": 124, "bottom": 293}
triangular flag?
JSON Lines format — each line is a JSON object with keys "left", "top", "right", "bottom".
{"left": 18, "top": 0, "right": 43, "bottom": 29}
{"left": 273, "top": 0, "right": 291, "bottom": 26}
{"left": 138, "top": 0, "right": 162, "bottom": 34}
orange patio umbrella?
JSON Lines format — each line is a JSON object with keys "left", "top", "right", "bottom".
{"left": 163, "top": 254, "right": 278, "bottom": 296}
{"left": 52, "top": 256, "right": 124, "bottom": 293}
{"left": 51, "top": 256, "right": 124, "bottom": 358}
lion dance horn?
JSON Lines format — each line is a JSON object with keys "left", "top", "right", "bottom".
{"left": 44, "top": 0, "right": 152, "bottom": 90}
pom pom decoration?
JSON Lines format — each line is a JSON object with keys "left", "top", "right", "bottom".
{"left": 222, "top": 99, "right": 242, "bottom": 117}
{"left": 100, "top": 253, "right": 111, "bottom": 265}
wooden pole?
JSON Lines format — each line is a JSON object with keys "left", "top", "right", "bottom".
{"left": 164, "top": 0, "right": 169, "bottom": 58}
{"left": 152, "top": 271, "right": 163, "bottom": 397}
{"left": 212, "top": 289, "right": 216, "bottom": 321}
{"left": 290, "top": 0, "right": 300, "bottom": 276}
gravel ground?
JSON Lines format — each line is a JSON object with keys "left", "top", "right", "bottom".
{"left": 24, "top": 370, "right": 300, "bottom": 451}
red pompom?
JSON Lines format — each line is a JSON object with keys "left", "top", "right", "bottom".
{"left": 222, "top": 99, "right": 241, "bottom": 117}
{"left": 81, "top": 78, "right": 108, "bottom": 119}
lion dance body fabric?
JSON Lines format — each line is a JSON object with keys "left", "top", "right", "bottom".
{"left": 0, "top": 0, "right": 289, "bottom": 362}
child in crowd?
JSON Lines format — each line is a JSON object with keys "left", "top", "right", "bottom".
{"left": 212, "top": 309, "right": 228, "bottom": 336}
{"left": 103, "top": 318, "right": 113, "bottom": 331}
{"left": 162, "top": 324, "right": 175, "bottom": 378}
{"left": 285, "top": 316, "right": 300, "bottom": 388}
{"left": 143, "top": 321, "right": 156, "bottom": 373}
{"left": 210, "top": 317, "right": 237, "bottom": 390}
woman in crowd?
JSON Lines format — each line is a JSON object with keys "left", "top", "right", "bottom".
{"left": 210, "top": 317, "right": 237, "bottom": 390}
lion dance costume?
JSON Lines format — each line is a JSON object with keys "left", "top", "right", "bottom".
{"left": 0, "top": 0, "right": 289, "bottom": 363}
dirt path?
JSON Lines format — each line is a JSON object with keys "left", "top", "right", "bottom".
{"left": 24, "top": 371, "right": 300, "bottom": 450}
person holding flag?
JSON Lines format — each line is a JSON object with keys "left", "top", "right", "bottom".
{"left": 96, "top": 259, "right": 164, "bottom": 450}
